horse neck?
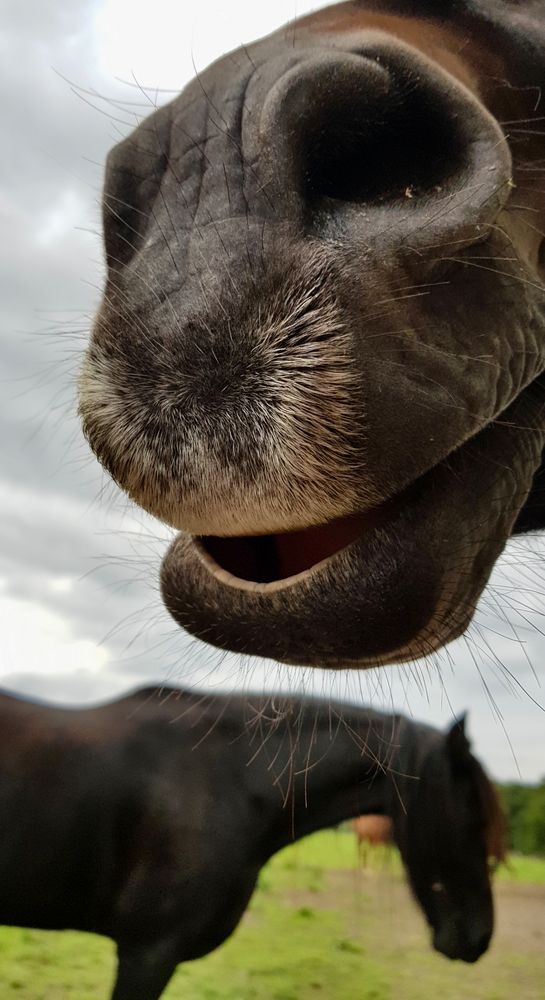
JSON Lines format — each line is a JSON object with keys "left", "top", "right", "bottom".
{"left": 246, "top": 703, "right": 407, "bottom": 859}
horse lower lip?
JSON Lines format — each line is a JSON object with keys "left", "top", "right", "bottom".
{"left": 163, "top": 507, "right": 437, "bottom": 665}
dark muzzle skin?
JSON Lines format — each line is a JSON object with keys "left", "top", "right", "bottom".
{"left": 433, "top": 923, "right": 492, "bottom": 964}
{"left": 80, "top": 1, "right": 545, "bottom": 667}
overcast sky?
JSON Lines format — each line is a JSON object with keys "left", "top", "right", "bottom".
{"left": 1, "top": 0, "right": 544, "bottom": 781}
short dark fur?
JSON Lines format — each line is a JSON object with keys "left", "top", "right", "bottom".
{"left": 80, "top": 1, "right": 545, "bottom": 667}
{"left": 0, "top": 688, "right": 501, "bottom": 998}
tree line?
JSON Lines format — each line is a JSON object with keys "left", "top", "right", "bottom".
{"left": 498, "top": 780, "right": 545, "bottom": 856}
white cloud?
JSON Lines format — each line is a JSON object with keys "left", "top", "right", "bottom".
{"left": 93, "top": 0, "right": 332, "bottom": 91}
{"left": 0, "top": 594, "right": 109, "bottom": 676}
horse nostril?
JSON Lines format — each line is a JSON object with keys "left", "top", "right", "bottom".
{"left": 301, "top": 60, "right": 462, "bottom": 210}
{"left": 264, "top": 45, "right": 512, "bottom": 252}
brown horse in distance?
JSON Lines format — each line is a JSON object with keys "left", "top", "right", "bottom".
{"left": 353, "top": 814, "right": 393, "bottom": 848}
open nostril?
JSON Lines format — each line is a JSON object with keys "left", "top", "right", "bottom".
{"left": 262, "top": 44, "right": 512, "bottom": 251}
{"left": 301, "top": 60, "right": 464, "bottom": 210}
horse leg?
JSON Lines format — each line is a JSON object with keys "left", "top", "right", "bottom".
{"left": 111, "top": 936, "right": 180, "bottom": 1000}
{"left": 357, "top": 839, "right": 368, "bottom": 869}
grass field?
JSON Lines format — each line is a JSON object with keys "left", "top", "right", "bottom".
{"left": 0, "top": 831, "right": 543, "bottom": 999}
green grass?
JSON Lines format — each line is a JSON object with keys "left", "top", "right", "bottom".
{"left": 0, "top": 831, "right": 542, "bottom": 999}
{"left": 496, "top": 853, "right": 545, "bottom": 883}
{"left": 276, "top": 828, "right": 362, "bottom": 869}
{"left": 0, "top": 889, "right": 388, "bottom": 1000}
{"left": 269, "top": 828, "right": 545, "bottom": 883}
{"left": 0, "top": 927, "right": 115, "bottom": 999}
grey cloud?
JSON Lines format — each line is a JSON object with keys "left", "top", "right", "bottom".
{"left": 0, "top": 0, "right": 543, "bottom": 785}
{"left": 0, "top": 477, "right": 174, "bottom": 654}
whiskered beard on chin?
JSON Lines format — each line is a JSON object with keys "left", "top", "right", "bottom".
{"left": 80, "top": 245, "right": 371, "bottom": 538}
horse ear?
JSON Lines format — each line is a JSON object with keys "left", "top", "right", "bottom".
{"left": 446, "top": 713, "right": 471, "bottom": 766}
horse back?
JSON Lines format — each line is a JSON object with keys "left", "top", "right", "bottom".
{"left": 0, "top": 690, "right": 257, "bottom": 938}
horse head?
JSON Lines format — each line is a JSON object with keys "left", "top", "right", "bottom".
{"left": 393, "top": 714, "right": 505, "bottom": 963}
{"left": 80, "top": 1, "right": 545, "bottom": 667}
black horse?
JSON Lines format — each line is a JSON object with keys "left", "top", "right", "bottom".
{"left": 0, "top": 687, "right": 504, "bottom": 999}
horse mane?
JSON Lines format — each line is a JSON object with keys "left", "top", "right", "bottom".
{"left": 472, "top": 760, "right": 507, "bottom": 865}
{"left": 397, "top": 721, "right": 507, "bottom": 868}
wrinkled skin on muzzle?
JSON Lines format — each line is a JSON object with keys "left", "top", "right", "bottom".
{"left": 80, "top": 1, "right": 545, "bottom": 667}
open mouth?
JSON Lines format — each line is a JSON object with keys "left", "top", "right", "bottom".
{"left": 201, "top": 504, "right": 391, "bottom": 589}
{"left": 161, "top": 382, "right": 545, "bottom": 668}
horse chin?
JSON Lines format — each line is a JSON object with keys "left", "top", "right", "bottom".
{"left": 160, "top": 379, "right": 545, "bottom": 667}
